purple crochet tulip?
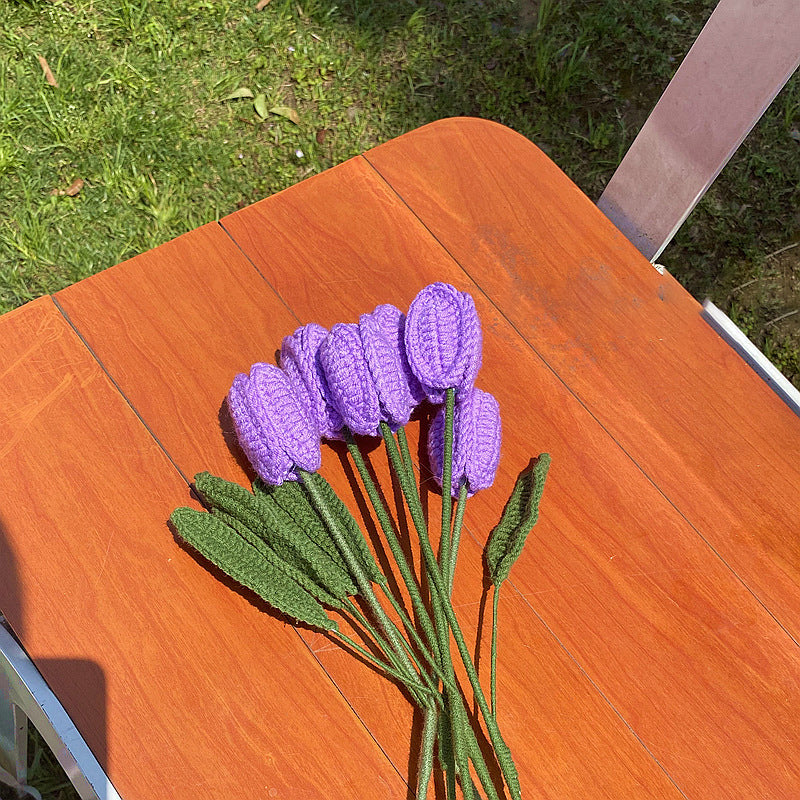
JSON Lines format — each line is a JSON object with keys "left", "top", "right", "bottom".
{"left": 280, "top": 323, "right": 344, "bottom": 440}
{"left": 359, "top": 303, "right": 424, "bottom": 429}
{"left": 228, "top": 363, "right": 321, "bottom": 485}
{"left": 319, "top": 323, "right": 382, "bottom": 436}
{"left": 429, "top": 388, "right": 501, "bottom": 497}
{"left": 404, "top": 282, "right": 482, "bottom": 403}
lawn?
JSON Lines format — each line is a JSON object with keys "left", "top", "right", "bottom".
{"left": 2, "top": 0, "right": 799, "bottom": 386}
{"left": 0, "top": 0, "right": 798, "bottom": 795}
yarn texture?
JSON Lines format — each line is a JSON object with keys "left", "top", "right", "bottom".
{"left": 178, "top": 280, "right": 546, "bottom": 800}
{"left": 228, "top": 362, "right": 321, "bottom": 485}
{"left": 404, "top": 282, "right": 483, "bottom": 403}
{"left": 359, "top": 303, "right": 423, "bottom": 429}
{"left": 429, "top": 387, "right": 501, "bottom": 497}
{"left": 320, "top": 322, "right": 382, "bottom": 436}
{"left": 170, "top": 507, "right": 336, "bottom": 631}
{"left": 280, "top": 322, "right": 344, "bottom": 439}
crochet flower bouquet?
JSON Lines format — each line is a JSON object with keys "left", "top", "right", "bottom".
{"left": 171, "top": 282, "right": 550, "bottom": 799}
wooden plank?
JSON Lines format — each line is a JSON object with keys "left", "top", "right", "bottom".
{"left": 221, "top": 153, "right": 800, "bottom": 798}
{"left": 56, "top": 223, "right": 303, "bottom": 486}
{"left": 54, "top": 224, "right": 418, "bottom": 780}
{"left": 364, "top": 117, "right": 800, "bottom": 644}
{"left": 56, "top": 173, "right": 684, "bottom": 798}
{"left": 0, "top": 296, "right": 406, "bottom": 799}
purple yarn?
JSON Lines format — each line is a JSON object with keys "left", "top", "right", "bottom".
{"left": 228, "top": 363, "right": 321, "bottom": 485}
{"left": 359, "top": 303, "right": 423, "bottom": 429}
{"left": 404, "top": 282, "right": 482, "bottom": 403}
{"left": 280, "top": 323, "right": 343, "bottom": 440}
{"left": 319, "top": 323, "right": 382, "bottom": 436}
{"left": 428, "top": 388, "right": 501, "bottom": 497}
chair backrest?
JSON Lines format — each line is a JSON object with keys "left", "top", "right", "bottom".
{"left": 597, "top": 0, "right": 800, "bottom": 262}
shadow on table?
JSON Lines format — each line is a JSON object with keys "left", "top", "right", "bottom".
{"left": 0, "top": 514, "right": 109, "bottom": 792}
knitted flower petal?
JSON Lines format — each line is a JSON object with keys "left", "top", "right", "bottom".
{"left": 360, "top": 303, "right": 422, "bottom": 429}
{"left": 228, "top": 363, "right": 321, "bottom": 485}
{"left": 280, "top": 323, "right": 344, "bottom": 440}
{"left": 404, "top": 282, "right": 482, "bottom": 403}
{"left": 428, "top": 388, "right": 501, "bottom": 497}
{"left": 320, "top": 323, "right": 382, "bottom": 437}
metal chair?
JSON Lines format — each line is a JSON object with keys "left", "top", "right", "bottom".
{"left": 0, "top": 618, "right": 121, "bottom": 800}
{"left": 597, "top": 0, "right": 800, "bottom": 412}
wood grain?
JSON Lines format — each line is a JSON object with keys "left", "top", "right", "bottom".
{"left": 55, "top": 171, "right": 684, "bottom": 797}
{"left": 364, "top": 117, "right": 800, "bottom": 644}
{"left": 221, "top": 153, "right": 800, "bottom": 798}
{"left": 0, "top": 297, "right": 406, "bottom": 799}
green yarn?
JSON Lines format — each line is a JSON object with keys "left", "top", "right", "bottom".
{"left": 210, "top": 509, "right": 344, "bottom": 610}
{"left": 437, "top": 706, "right": 457, "bottom": 800}
{"left": 300, "top": 473, "right": 386, "bottom": 586}
{"left": 253, "top": 478, "right": 351, "bottom": 579}
{"left": 416, "top": 706, "right": 438, "bottom": 800}
{"left": 195, "top": 472, "right": 357, "bottom": 601}
{"left": 170, "top": 507, "right": 337, "bottom": 632}
{"left": 485, "top": 453, "right": 551, "bottom": 587}
{"left": 195, "top": 471, "right": 268, "bottom": 531}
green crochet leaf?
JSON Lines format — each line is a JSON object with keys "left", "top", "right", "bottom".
{"left": 253, "top": 478, "right": 358, "bottom": 595}
{"left": 304, "top": 473, "right": 387, "bottom": 586}
{"left": 210, "top": 509, "right": 344, "bottom": 610}
{"left": 485, "top": 453, "right": 551, "bottom": 587}
{"left": 194, "top": 472, "right": 356, "bottom": 601}
{"left": 256, "top": 478, "right": 349, "bottom": 574}
{"left": 170, "top": 507, "right": 337, "bottom": 632}
{"left": 195, "top": 472, "right": 265, "bottom": 531}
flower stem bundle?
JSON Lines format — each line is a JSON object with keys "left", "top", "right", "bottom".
{"left": 170, "top": 282, "right": 550, "bottom": 798}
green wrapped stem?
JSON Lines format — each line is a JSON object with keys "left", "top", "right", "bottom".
{"left": 439, "top": 388, "right": 456, "bottom": 576}
{"left": 344, "top": 598, "right": 437, "bottom": 699}
{"left": 333, "top": 631, "right": 437, "bottom": 701}
{"left": 344, "top": 430, "right": 441, "bottom": 664}
{"left": 380, "top": 431, "right": 522, "bottom": 800}
{"left": 447, "top": 481, "right": 468, "bottom": 596}
{"left": 300, "top": 470, "right": 428, "bottom": 705}
{"left": 491, "top": 585, "right": 499, "bottom": 717}
{"left": 417, "top": 705, "right": 438, "bottom": 800}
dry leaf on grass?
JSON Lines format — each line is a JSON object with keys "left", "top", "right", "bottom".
{"left": 253, "top": 93, "right": 269, "bottom": 120}
{"left": 37, "top": 55, "right": 58, "bottom": 87}
{"left": 255, "top": 0, "right": 272, "bottom": 9}
{"left": 223, "top": 87, "right": 254, "bottom": 101}
{"left": 51, "top": 179, "right": 84, "bottom": 197}
{"left": 270, "top": 105, "right": 300, "bottom": 124}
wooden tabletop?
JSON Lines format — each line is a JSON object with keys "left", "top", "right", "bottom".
{"left": 1, "top": 117, "right": 799, "bottom": 799}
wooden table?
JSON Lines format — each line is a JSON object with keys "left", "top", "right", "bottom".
{"left": 1, "top": 117, "right": 799, "bottom": 799}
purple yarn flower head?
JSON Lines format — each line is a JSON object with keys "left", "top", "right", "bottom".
{"left": 404, "top": 282, "right": 482, "bottom": 403}
{"left": 228, "top": 363, "right": 321, "bottom": 485}
{"left": 319, "top": 323, "right": 382, "bottom": 436}
{"left": 359, "top": 303, "right": 424, "bottom": 430}
{"left": 428, "top": 388, "right": 501, "bottom": 497}
{"left": 280, "top": 323, "right": 343, "bottom": 440}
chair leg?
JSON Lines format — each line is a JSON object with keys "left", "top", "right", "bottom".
{"left": 0, "top": 621, "right": 119, "bottom": 800}
{"left": 0, "top": 692, "right": 28, "bottom": 795}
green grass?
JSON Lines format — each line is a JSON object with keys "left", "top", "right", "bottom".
{"left": 0, "top": 0, "right": 798, "bottom": 795}
{"left": 2, "top": 1, "right": 798, "bottom": 389}
{"left": 0, "top": 723, "right": 78, "bottom": 800}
